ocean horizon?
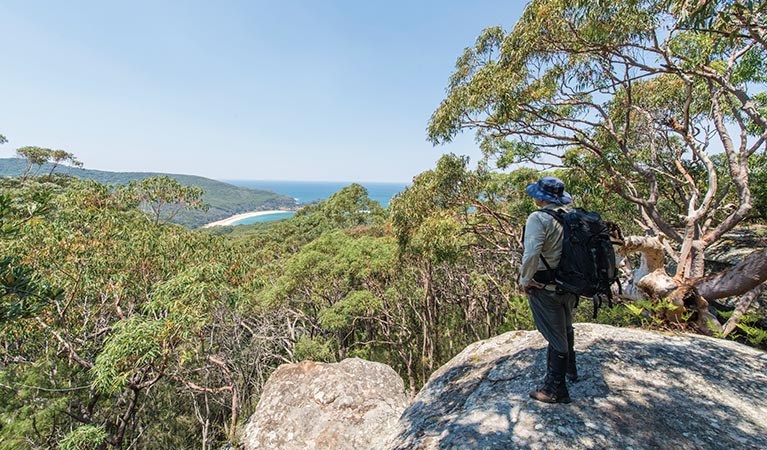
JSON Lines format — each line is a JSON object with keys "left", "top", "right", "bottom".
{"left": 222, "top": 180, "right": 409, "bottom": 225}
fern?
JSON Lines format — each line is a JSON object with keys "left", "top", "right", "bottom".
{"left": 735, "top": 318, "right": 767, "bottom": 347}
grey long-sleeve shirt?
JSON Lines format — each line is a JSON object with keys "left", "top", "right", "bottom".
{"left": 519, "top": 204, "right": 569, "bottom": 288}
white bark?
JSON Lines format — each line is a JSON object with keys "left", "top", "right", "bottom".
{"left": 617, "top": 235, "right": 678, "bottom": 301}
{"left": 618, "top": 234, "right": 767, "bottom": 335}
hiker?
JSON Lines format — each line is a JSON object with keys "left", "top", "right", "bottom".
{"left": 519, "top": 176, "right": 578, "bottom": 404}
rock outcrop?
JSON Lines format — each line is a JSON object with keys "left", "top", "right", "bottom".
{"left": 385, "top": 323, "right": 767, "bottom": 450}
{"left": 240, "top": 358, "right": 408, "bottom": 450}
{"left": 239, "top": 325, "right": 766, "bottom": 450}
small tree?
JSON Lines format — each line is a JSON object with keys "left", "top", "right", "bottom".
{"left": 16, "top": 146, "right": 52, "bottom": 181}
{"left": 122, "top": 176, "right": 208, "bottom": 225}
{"left": 14, "top": 146, "right": 82, "bottom": 181}
{"left": 48, "top": 149, "right": 83, "bottom": 178}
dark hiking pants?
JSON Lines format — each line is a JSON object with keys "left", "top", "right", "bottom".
{"left": 527, "top": 288, "right": 578, "bottom": 354}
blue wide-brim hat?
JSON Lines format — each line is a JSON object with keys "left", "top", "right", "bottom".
{"left": 525, "top": 176, "right": 572, "bottom": 205}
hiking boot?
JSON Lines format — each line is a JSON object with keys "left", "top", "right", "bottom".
{"left": 529, "top": 349, "right": 571, "bottom": 404}
{"left": 567, "top": 329, "right": 579, "bottom": 383}
{"left": 529, "top": 382, "right": 570, "bottom": 404}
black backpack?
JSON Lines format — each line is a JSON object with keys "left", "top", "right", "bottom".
{"left": 537, "top": 207, "right": 620, "bottom": 318}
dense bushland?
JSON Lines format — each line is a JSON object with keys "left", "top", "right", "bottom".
{"left": 0, "top": 168, "right": 549, "bottom": 448}
{"left": 2, "top": 155, "right": 762, "bottom": 448}
{"left": 2, "top": 0, "right": 766, "bottom": 447}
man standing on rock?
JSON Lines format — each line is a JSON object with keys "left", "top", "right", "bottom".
{"left": 519, "top": 176, "right": 578, "bottom": 404}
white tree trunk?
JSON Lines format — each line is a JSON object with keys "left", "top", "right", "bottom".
{"left": 617, "top": 235, "right": 767, "bottom": 334}
{"left": 617, "top": 235, "right": 678, "bottom": 300}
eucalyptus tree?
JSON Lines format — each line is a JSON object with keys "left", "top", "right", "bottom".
{"left": 390, "top": 156, "right": 471, "bottom": 378}
{"left": 297, "top": 183, "right": 387, "bottom": 229}
{"left": 0, "top": 179, "right": 181, "bottom": 448}
{"left": 121, "top": 175, "right": 207, "bottom": 225}
{"left": 257, "top": 185, "right": 390, "bottom": 356}
{"left": 388, "top": 155, "right": 545, "bottom": 382}
{"left": 16, "top": 146, "right": 52, "bottom": 181}
{"left": 93, "top": 255, "right": 292, "bottom": 448}
{"left": 253, "top": 183, "right": 467, "bottom": 391}
{"left": 429, "top": 0, "right": 767, "bottom": 331}
{"left": 12, "top": 146, "right": 81, "bottom": 181}
{"left": 263, "top": 231, "right": 396, "bottom": 357}
{"left": 0, "top": 176, "right": 284, "bottom": 449}
{"left": 47, "top": 150, "right": 83, "bottom": 178}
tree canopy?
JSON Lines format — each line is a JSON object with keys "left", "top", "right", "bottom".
{"left": 1, "top": 2, "right": 766, "bottom": 449}
{"left": 429, "top": 0, "right": 766, "bottom": 280}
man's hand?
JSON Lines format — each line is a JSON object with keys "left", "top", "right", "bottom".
{"left": 524, "top": 281, "right": 545, "bottom": 294}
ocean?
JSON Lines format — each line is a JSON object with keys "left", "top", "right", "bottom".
{"left": 223, "top": 180, "right": 409, "bottom": 225}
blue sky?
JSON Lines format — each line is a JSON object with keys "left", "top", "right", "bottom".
{"left": 0, "top": 1, "right": 526, "bottom": 182}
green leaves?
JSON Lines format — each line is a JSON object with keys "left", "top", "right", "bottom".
{"left": 0, "top": 193, "right": 60, "bottom": 324}
{"left": 122, "top": 175, "right": 208, "bottom": 224}
{"left": 92, "top": 317, "right": 172, "bottom": 394}
{"left": 293, "top": 335, "right": 336, "bottom": 362}
{"left": 59, "top": 425, "right": 108, "bottom": 450}
{"left": 319, "top": 290, "right": 382, "bottom": 331}
{"left": 15, "top": 146, "right": 81, "bottom": 181}
{"left": 0, "top": 256, "right": 61, "bottom": 323}
{"left": 298, "top": 183, "right": 387, "bottom": 230}
{"left": 147, "top": 263, "right": 231, "bottom": 320}
{"left": 0, "top": 174, "right": 289, "bottom": 448}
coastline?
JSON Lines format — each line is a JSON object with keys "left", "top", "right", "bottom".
{"left": 202, "top": 210, "right": 293, "bottom": 228}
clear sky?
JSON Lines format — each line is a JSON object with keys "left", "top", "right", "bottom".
{"left": 0, "top": 1, "right": 526, "bottom": 183}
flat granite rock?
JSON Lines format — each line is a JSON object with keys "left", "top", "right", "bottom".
{"left": 384, "top": 323, "right": 767, "bottom": 450}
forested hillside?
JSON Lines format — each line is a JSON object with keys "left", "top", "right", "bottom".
{"left": 2, "top": 158, "right": 765, "bottom": 448}
{"left": 0, "top": 157, "right": 295, "bottom": 228}
{"left": 1, "top": 1, "right": 766, "bottom": 449}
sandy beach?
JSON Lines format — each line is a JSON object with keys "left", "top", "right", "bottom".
{"left": 202, "top": 210, "right": 293, "bottom": 228}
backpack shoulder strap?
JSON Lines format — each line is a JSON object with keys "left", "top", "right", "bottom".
{"left": 536, "top": 207, "right": 565, "bottom": 223}
{"left": 533, "top": 208, "right": 566, "bottom": 271}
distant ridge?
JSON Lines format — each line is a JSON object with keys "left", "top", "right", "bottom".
{"left": 0, "top": 158, "right": 296, "bottom": 228}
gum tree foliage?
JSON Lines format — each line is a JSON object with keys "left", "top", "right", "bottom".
{"left": 58, "top": 425, "right": 108, "bottom": 450}
{"left": 429, "top": 0, "right": 767, "bottom": 310}
{"left": 48, "top": 149, "right": 84, "bottom": 177}
{"left": 0, "top": 176, "right": 291, "bottom": 449}
{"left": 121, "top": 175, "right": 208, "bottom": 224}
{"left": 0, "top": 192, "right": 62, "bottom": 323}
{"left": 388, "top": 154, "right": 548, "bottom": 389}
{"left": 257, "top": 185, "right": 393, "bottom": 363}
{"left": 250, "top": 185, "right": 438, "bottom": 394}
{"left": 15, "top": 146, "right": 82, "bottom": 181}
{"left": 0, "top": 179, "right": 392, "bottom": 449}
{"left": 295, "top": 182, "right": 387, "bottom": 229}
{"left": 264, "top": 231, "right": 397, "bottom": 356}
